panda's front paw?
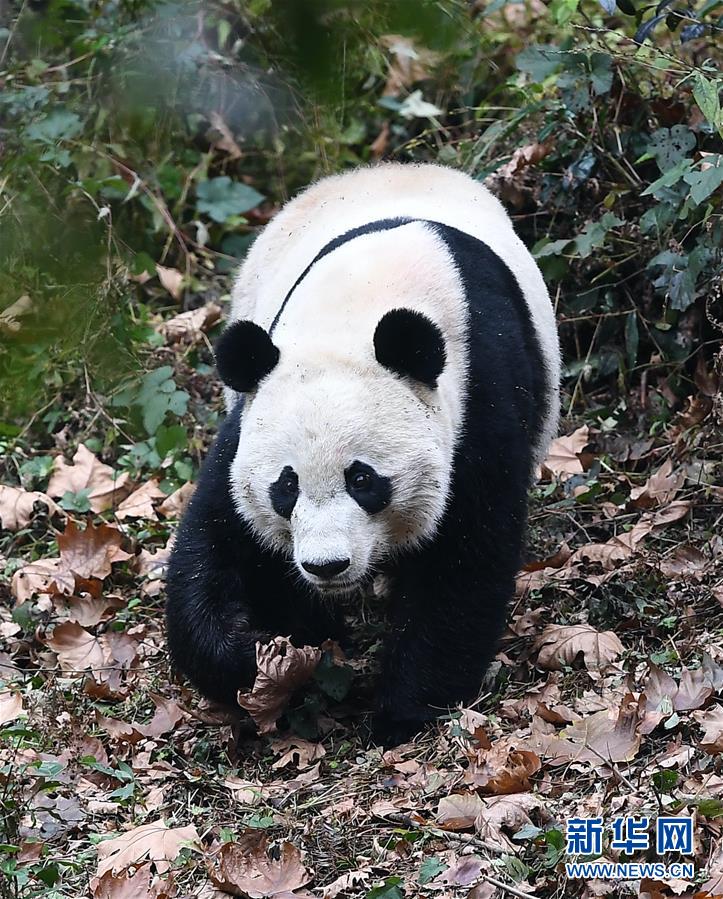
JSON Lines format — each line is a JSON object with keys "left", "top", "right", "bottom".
{"left": 370, "top": 712, "right": 426, "bottom": 748}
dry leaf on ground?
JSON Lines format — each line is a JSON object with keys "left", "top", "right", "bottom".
{"left": 91, "top": 863, "right": 174, "bottom": 899}
{"left": 237, "top": 637, "right": 322, "bottom": 735}
{"left": 11, "top": 557, "right": 74, "bottom": 604}
{"left": 474, "top": 793, "right": 544, "bottom": 850}
{"left": 658, "top": 544, "right": 707, "bottom": 580}
{"left": 207, "top": 112, "right": 242, "bottom": 159}
{"left": 464, "top": 739, "right": 541, "bottom": 795}
{"left": 158, "top": 482, "right": 195, "bottom": 518}
{"left": 629, "top": 458, "right": 685, "bottom": 509}
{"left": 437, "top": 792, "right": 485, "bottom": 830}
{"left": 47, "top": 622, "right": 137, "bottom": 677}
{"left": 562, "top": 694, "right": 642, "bottom": 764}
{"left": 208, "top": 833, "right": 311, "bottom": 898}
{"left": 97, "top": 694, "right": 186, "bottom": 744}
{"left": 271, "top": 737, "right": 326, "bottom": 770}
{"left": 0, "top": 484, "right": 62, "bottom": 530}
{"left": 693, "top": 706, "right": 723, "bottom": 754}
{"left": 535, "top": 624, "right": 624, "bottom": 672}
{"left": 541, "top": 426, "right": 590, "bottom": 479}
{"left": 159, "top": 303, "right": 222, "bottom": 345}
{"left": 96, "top": 819, "right": 201, "bottom": 877}
{"left": 115, "top": 480, "right": 165, "bottom": 521}
{"left": 156, "top": 265, "right": 184, "bottom": 301}
{"left": 58, "top": 521, "right": 131, "bottom": 581}
{"left": 0, "top": 691, "right": 24, "bottom": 724}
{"left": 47, "top": 444, "right": 130, "bottom": 513}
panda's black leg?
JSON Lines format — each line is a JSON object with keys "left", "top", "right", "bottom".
{"left": 165, "top": 404, "right": 322, "bottom": 707}
{"left": 371, "top": 491, "right": 527, "bottom": 746}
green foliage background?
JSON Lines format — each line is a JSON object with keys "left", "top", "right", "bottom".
{"left": 1, "top": 0, "right": 721, "bottom": 462}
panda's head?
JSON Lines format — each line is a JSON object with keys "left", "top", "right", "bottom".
{"left": 215, "top": 309, "right": 450, "bottom": 596}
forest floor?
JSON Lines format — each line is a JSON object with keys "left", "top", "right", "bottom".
{"left": 1, "top": 300, "right": 722, "bottom": 899}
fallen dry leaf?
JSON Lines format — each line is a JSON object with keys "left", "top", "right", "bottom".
{"left": 0, "top": 484, "right": 62, "bottom": 530}
{"left": 541, "top": 425, "right": 590, "bottom": 479}
{"left": 535, "top": 624, "right": 624, "bottom": 672}
{"left": 432, "top": 854, "right": 483, "bottom": 887}
{"left": 159, "top": 303, "right": 222, "bottom": 345}
{"left": 474, "top": 793, "right": 544, "bottom": 850}
{"left": 0, "top": 691, "right": 24, "bottom": 725}
{"left": 11, "top": 557, "right": 74, "bottom": 604}
{"left": 464, "top": 739, "right": 541, "bottom": 795}
{"left": 48, "top": 622, "right": 107, "bottom": 671}
{"left": 91, "top": 863, "right": 174, "bottom": 899}
{"left": 237, "top": 637, "right": 322, "bottom": 735}
{"left": 629, "top": 458, "right": 685, "bottom": 509}
{"left": 156, "top": 264, "right": 184, "bottom": 301}
{"left": 694, "top": 706, "right": 723, "bottom": 754}
{"left": 207, "top": 111, "right": 243, "bottom": 159}
{"left": 58, "top": 520, "right": 131, "bottom": 581}
{"left": 562, "top": 694, "right": 642, "bottom": 764}
{"left": 54, "top": 593, "right": 124, "bottom": 627}
{"left": 97, "top": 694, "right": 186, "bottom": 744}
{"left": 658, "top": 544, "right": 707, "bottom": 580}
{"left": 96, "top": 819, "right": 201, "bottom": 877}
{"left": 437, "top": 792, "right": 485, "bottom": 830}
{"left": 380, "top": 34, "right": 438, "bottom": 96}
{"left": 47, "top": 622, "right": 137, "bottom": 678}
{"left": 640, "top": 665, "right": 714, "bottom": 733}
{"left": 0, "top": 294, "right": 33, "bottom": 334}
{"left": 271, "top": 737, "right": 326, "bottom": 770}
{"left": 115, "top": 480, "right": 165, "bottom": 521}
{"left": 158, "top": 482, "right": 195, "bottom": 518}
{"left": 47, "top": 445, "right": 130, "bottom": 513}
{"left": 208, "top": 833, "right": 311, "bottom": 898}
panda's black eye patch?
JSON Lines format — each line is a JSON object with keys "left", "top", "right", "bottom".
{"left": 345, "top": 461, "right": 392, "bottom": 514}
{"left": 269, "top": 466, "right": 299, "bottom": 519}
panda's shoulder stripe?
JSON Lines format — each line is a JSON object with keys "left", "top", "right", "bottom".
{"left": 427, "top": 220, "right": 550, "bottom": 453}
{"left": 268, "top": 217, "right": 416, "bottom": 335}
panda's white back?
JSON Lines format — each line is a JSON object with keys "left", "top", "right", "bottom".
{"left": 228, "top": 163, "right": 560, "bottom": 462}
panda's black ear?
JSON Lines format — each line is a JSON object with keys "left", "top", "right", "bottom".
{"left": 374, "top": 308, "right": 446, "bottom": 389}
{"left": 215, "top": 320, "right": 280, "bottom": 392}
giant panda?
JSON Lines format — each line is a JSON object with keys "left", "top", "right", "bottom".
{"left": 166, "top": 163, "right": 560, "bottom": 746}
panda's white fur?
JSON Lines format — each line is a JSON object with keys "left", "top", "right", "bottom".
{"left": 224, "top": 163, "right": 559, "bottom": 594}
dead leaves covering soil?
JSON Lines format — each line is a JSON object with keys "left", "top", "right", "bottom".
{"left": 3, "top": 414, "right": 723, "bottom": 898}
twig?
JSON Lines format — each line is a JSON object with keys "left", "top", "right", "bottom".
{"left": 481, "top": 874, "right": 542, "bottom": 899}
{"left": 584, "top": 743, "right": 637, "bottom": 794}
{"left": 379, "top": 812, "right": 507, "bottom": 856}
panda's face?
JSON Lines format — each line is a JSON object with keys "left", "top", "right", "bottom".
{"left": 229, "top": 363, "right": 451, "bottom": 596}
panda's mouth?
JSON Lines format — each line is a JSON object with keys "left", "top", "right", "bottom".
{"left": 312, "top": 578, "right": 361, "bottom": 598}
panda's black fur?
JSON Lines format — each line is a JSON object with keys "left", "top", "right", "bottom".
{"left": 166, "top": 216, "right": 550, "bottom": 746}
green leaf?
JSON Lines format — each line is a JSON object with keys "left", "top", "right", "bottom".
{"left": 641, "top": 159, "right": 693, "bottom": 197}
{"left": 313, "top": 652, "right": 353, "bottom": 701}
{"left": 366, "top": 878, "right": 405, "bottom": 899}
{"left": 532, "top": 238, "right": 573, "bottom": 259}
{"left": 683, "top": 158, "right": 723, "bottom": 205}
{"left": 25, "top": 110, "right": 81, "bottom": 143}
{"left": 516, "top": 45, "right": 562, "bottom": 81}
{"left": 155, "top": 424, "right": 187, "bottom": 458}
{"left": 693, "top": 73, "right": 723, "bottom": 137}
{"left": 652, "top": 769, "right": 679, "bottom": 792}
{"left": 696, "top": 798, "right": 723, "bottom": 819}
{"left": 418, "top": 857, "right": 448, "bottom": 884}
{"left": 60, "top": 489, "right": 92, "bottom": 513}
{"left": 196, "top": 177, "right": 265, "bottom": 223}
{"left": 551, "top": 0, "right": 580, "bottom": 25}
{"left": 647, "top": 126, "right": 696, "bottom": 172}
{"left": 574, "top": 213, "right": 623, "bottom": 258}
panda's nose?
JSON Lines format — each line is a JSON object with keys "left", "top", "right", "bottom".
{"left": 302, "top": 558, "right": 350, "bottom": 579}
